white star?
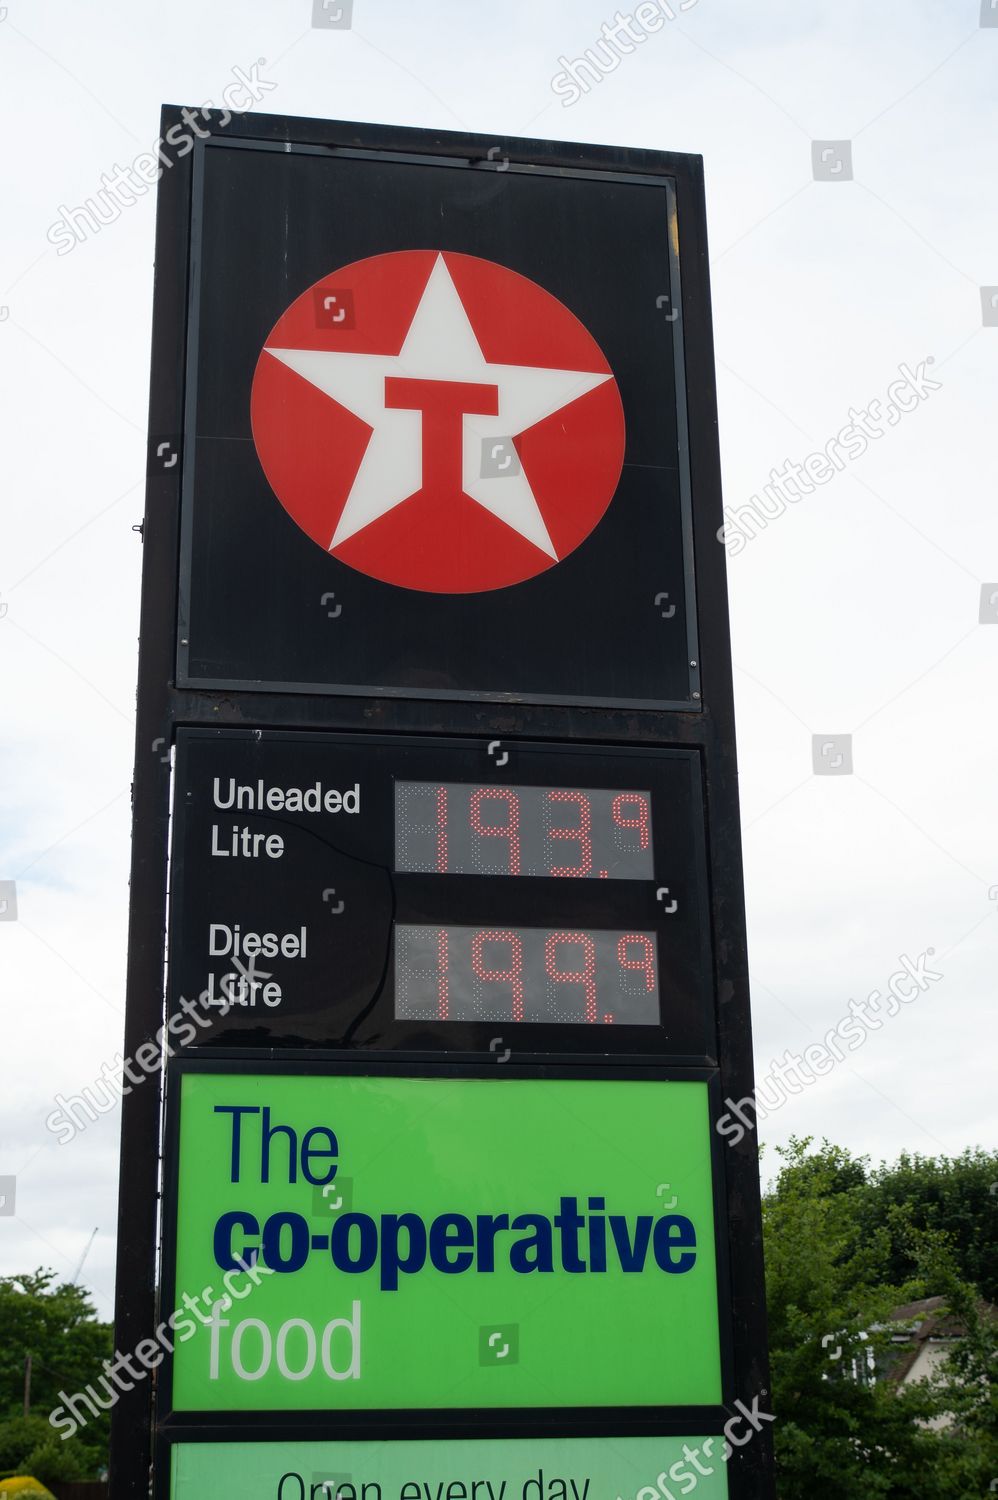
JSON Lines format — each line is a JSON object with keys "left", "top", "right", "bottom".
{"left": 265, "top": 255, "right": 612, "bottom": 557}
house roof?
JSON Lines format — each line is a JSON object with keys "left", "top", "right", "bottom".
{"left": 885, "top": 1295, "right": 998, "bottom": 1384}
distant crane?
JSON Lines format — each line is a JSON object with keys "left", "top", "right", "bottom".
{"left": 22, "top": 1230, "right": 100, "bottom": 1417}
{"left": 71, "top": 1226, "right": 99, "bottom": 1286}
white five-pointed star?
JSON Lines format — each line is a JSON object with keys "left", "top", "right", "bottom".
{"left": 265, "top": 254, "right": 612, "bottom": 557}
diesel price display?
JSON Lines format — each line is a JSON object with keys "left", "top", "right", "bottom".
{"left": 167, "top": 730, "right": 715, "bottom": 1057}
{"left": 395, "top": 924, "right": 660, "bottom": 1025}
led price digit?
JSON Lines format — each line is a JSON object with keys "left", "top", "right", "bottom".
{"left": 435, "top": 785, "right": 449, "bottom": 873}
{"left": 470, "top": 788, "right": 522, "bottom": 875}
{"left": 545, "top": 931, "right": 598, "bottom": 1022}
{"left": 436, "top": 926, "right": 449, "bottom": 1019}
{"left": 471, "top": 928, "right": 525, "bottom": 1022}
{"left": 612, "top": 793, "right": 651, "bottom": 850}
{"left": 546, "top": 791, "right": 594, "bottom": 877}
{"left": 617, "top": 933, "right": 657, "bottom": 992}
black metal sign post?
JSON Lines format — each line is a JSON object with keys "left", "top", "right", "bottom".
{"left": 110, "top": 107, "right": 774, "bottom": 1499}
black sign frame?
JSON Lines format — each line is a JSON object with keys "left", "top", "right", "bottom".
{"left": 175, "top": 136, "right": 702, "bottom": 710}
{"left": 112, "top": 107, "right": 774, "bottom": 1500}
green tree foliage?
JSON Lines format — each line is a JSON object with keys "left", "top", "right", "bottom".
{"left": 0, "top": 1414, "right": 88, "bottom": 1485}
{"left": 857, "top": 1148, "right": 998, "bottom": 1303}
{"left": 0, "top": 1270, "right": 111, "bottom": 1482}
{"left": 764, "top": 1139, "right": 998, "bottom": 1498}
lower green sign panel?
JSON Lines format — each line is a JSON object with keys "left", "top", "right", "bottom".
{"left": 169, "top": 1436, "right": 730, "bottom": 1500}
{"left": 170, "top": 1073, "right": 722, "bottom": 1409}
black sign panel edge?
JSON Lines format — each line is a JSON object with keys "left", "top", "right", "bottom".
{"left": 175, "top": 136, "right": 702, "bottom": 712}
{"left": 113, "top": 107, "right": 773, "bottom": 1500}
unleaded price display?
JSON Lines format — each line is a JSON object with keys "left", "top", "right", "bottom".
{"left": 167, "top": 729, "right": 716, "bottom": 1059}
{"left": 395, "top": 782, "right": 655, "bottom": 880}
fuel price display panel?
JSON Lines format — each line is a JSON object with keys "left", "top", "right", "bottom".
{"left": 167, "top": 729, "right": 715, "bottom": 1060}
{"left": 396, "top": 924, "right": 661, "bottom": 1025}
{"left": 395, "top": 782, "right": 656, "bottom": 880}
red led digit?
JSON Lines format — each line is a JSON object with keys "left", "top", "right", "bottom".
{"left": 436, "top": 926, "right": 449, "bottom": 1020}
{"left": 436, "top": 786, "right": 448, "bottom": 874}
{"left": 545, "top": 931, "right": 598, "bottom": 1023}
{"left": 546, "top": 791, "right": 594, "bottom": 877}
{"left": 617, "top": 934, "right": 656, "bottom": 991}
{"left": 471, "top": 929, "right": 524, "bottom": 1021}
{"left": 470, "top": 788, "right": 522, "bottom": 875}
{"left": 612, "top": 793, "right": 651, "bottom": 850}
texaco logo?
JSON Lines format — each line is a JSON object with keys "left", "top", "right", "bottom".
{"left": 251, "top": 250, "right": 625, "bottom": 593}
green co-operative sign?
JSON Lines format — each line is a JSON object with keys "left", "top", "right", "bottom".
{"left": 168, "top": 1073, "right": 722, "bottom": 1410}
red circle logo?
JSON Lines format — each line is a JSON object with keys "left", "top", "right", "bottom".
{"left": 250, "top": 250, "right": 625, "bottom": 594}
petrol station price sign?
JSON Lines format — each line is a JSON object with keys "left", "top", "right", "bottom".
{"left": 167, "top": 729, "right": 714, "bottom": 1059}
{"left": 114, "top": 108, "right": 774, "bottom": 1500}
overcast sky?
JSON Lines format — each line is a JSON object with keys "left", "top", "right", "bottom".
{"left": 1, "top": 0, "right": 996, "bottom": 1322}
